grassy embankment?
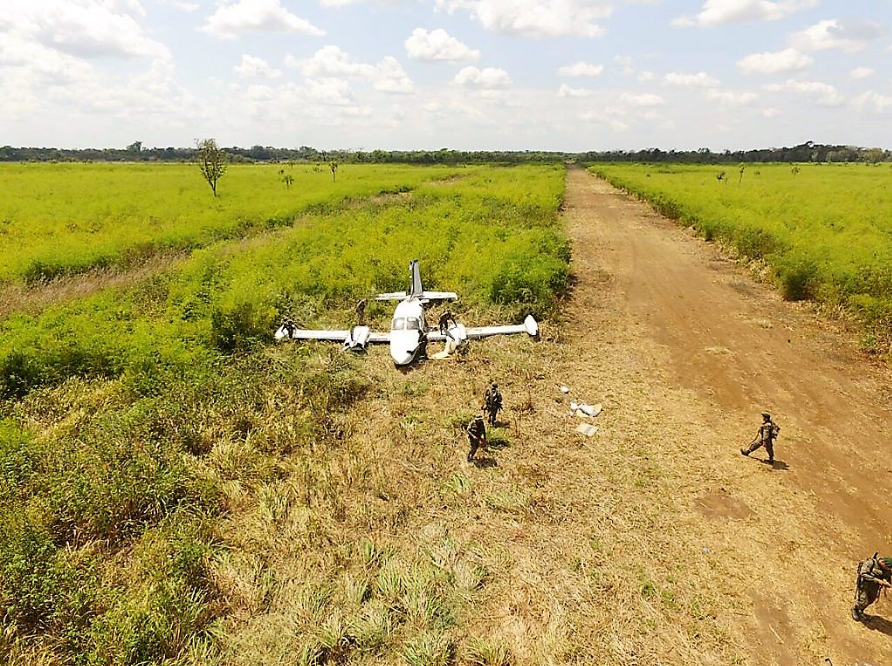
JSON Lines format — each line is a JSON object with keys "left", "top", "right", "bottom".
{"left": 0, "top": 164, "right": 569, "bottom": 665}
{"left": 589, "top": 162, "right": 892, "bottom": 351}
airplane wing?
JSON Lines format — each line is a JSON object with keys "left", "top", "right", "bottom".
{"left": 426, "top": 315, "right": 539, "bottom": 342}
{"left": 275, "top": 325, "right": 390, "bottom": 344}
{"left": 464, "top": 315, "right": 539, "bottom": 339}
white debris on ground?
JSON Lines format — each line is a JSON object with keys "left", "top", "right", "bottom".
{"left": 570, "top": 402, "right": 602, "bottom": 418}
{"left": 561, "top": 385, "right": 604, "bottom": 436}
{"left": 576, "top": 423, "right": 598, "bottom": 437}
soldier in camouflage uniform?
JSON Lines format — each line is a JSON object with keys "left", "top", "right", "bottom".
{"left": 466, "top": 414, "right": 487, "bottom": 462}
{"left": 853, "top": 553, "right": 892, "bottom": 621}
{"left": 483, "top": 382, "right": 503, "bottom": 426}
{"left": 438, "top": 309, "right": 457, "bottom": 335}
{"left": 741, "top": 412, "right": 780, "bottom": 463}
{"left": 282, "top": 316, "right": 296, "bottom": 338}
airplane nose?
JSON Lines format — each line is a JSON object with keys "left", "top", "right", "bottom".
{"left": 390, "top": 337, "right": 415, "bottom": 365}
{"left": 392, "top": 351, "right": 413, "bottom": 366}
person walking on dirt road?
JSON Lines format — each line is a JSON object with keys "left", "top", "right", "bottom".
{"left": 853, "top": 553, "right": 892, "bottom": 621}
{"left": 741, "top": 412, "right": 780, "bottom": 464}
{"left": 466, "top": 414, "right": 487, "bottom": 462}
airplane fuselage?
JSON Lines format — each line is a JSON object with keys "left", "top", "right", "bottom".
{"left": 389, "top": 298, "right": 427, "bottom": 365}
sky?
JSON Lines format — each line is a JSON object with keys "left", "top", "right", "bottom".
{"left": 0, "top": 0, "right": 890, "bottom": 151}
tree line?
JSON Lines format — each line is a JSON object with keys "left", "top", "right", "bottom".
{"left": 0, "top": 141, "right": 888, "bottom": 165}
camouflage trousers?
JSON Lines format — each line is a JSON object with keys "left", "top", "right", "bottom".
{"left": 854, "top": 581, "right": 881, "bottom": 612}
{"left": 467, "top": 436, "right": 484, "bottom": 461}
{"left": 743, "top": 438, "right": 774, "bottom": 462}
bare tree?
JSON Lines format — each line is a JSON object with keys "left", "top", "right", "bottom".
{"left": 196, "top": 138, "right": 227, "bottom": 196}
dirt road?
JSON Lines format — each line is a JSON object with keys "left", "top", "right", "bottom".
{"left": 562, "top": 167, "right": 892, "bottom": 665}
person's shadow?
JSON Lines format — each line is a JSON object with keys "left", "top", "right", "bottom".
{"left": 471, "top": 457, "right": 497, "bottom": 468}
{"left": 762, "top": 459, "right": 789, "bottom": 471}
{"left": 862, "top": 613, "right": 892, "bottom": 637}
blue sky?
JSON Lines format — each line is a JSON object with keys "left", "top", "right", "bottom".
{"left": 1, "top": 0, "right": 890, "bottom": 151}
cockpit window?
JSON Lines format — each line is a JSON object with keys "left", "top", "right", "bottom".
{"left": 392, "top": 318, "right": 406, "bottom": 330}
{"left": 407, "top": 318, "right": 421, "bottom": 330}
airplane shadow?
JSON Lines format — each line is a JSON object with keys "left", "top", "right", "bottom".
{"left": 471, "top": 458, "right": 498, "bottom": 469}
{"left": 862, "top": 614, "right": 892, "bottom": 637}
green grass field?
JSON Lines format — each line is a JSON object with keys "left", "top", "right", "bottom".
{"left": 0, "top": 163, "right": 469, "bottom": 284}
{"left": 0, "top": 164, "right": 568, "bottom": 665}
{"left": 589, "top": 162, "right": 892, "bottom": 348}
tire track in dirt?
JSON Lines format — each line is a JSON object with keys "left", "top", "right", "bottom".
{"left": 565, "top": 167, "right": 892, "bottom": 665}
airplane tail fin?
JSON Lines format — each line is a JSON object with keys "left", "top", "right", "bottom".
{"left": 376, "top": 260, "right": 456, "bottom": 301}
{"left": 409, "top": 259, "right": 422, "bottom": 298}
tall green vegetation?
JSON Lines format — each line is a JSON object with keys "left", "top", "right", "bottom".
{"left": 0, "top": 164, "right": 568, "bottom": 664}
{"left": 0, "top": 163, "right": 462, "bottom": 284}
{"left": 590, "top": 162, "right": 892, "bottom": 349}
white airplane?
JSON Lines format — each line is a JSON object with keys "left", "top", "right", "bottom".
{"left": 275, "top": 259, "right": 539, "bottom": 366}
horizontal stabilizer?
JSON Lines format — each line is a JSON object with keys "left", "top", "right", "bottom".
{"left": 375, "top": 291, "right": 408, "bottom": 301}
{"left": 421, "top": 290, "right": 458, "bottom": 302}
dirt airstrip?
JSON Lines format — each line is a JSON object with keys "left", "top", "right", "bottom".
{"left": 550, "top": 167, "right": 892, "bottom": 665}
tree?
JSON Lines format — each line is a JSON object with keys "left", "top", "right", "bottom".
{"left": 196, "top": 139, "right": 227, "bottom": 196}
{"left": 330, "top": 161, "right": 338, "bottom": 183}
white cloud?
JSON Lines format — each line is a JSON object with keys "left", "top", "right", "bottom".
{"left": 557, "top": 84, "right": 593, "bottom": 98}
{"left": 372, "top": 56, "right": 414, "bottom": 93}
{"left": 673, "top": 0, "right": 818, "bottom": 28}
{"left": 404, "top": 28, "right": 480, "bottom": 62}
{"left": 557, "top": 61, "right": 604, "bottom": 77}
{"left": 851, "top": 67, "right": 874, "bottom": 80}
{"left": 637, "top": 70, "right": 655, "bottom": 82}
{"left": 580, "top": 109, "right": 630, "bottom": 131}
{"left": 158, "top": 0, "right": 199, "bottom": 11}
{"left": 0, "top": 0, "right": 170, "bottom": 60}
{"left": 664, "top": 71, "right": 720, "bottom": 87}
{"left": 852, "top": 90, "right": 892, "bottom": 113}
{"left": 614, "top": 55, "right": 635, "bottom": 75}
{"left": 737, "top": 48, "right": 812, "bottom": 75}
{"left": 791, "top": 19, "right": 886, "bottom": 53}
{"left": 288, "top": 46, "right": 413, "bottom": 94}
{"left": 201, "top": 0, "right": 325, "bottom": 39}
{"left": 434, "top": 0, "right": 613, "bottom": 38}
{"left": 234, "top": 54, "right": 282, "bottom": 79}
{"left": 705, "top": 88, "right": 759, "bottom": 105}
{"left": 765, "top": 79, "right": 844, "bottom": 106}
{"left": 302, "top": 77, "right": 355, "bottom": 106}
{"left": 618, "top": 92, "right": 664, "bottom": 107}
{"left": 454, "top": 66, "right": 512, "bottom": 88}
